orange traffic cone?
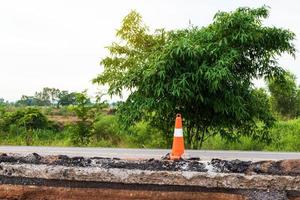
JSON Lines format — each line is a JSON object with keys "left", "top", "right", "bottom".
{"left": 170, "top": 114, "right": 185, "bottom": 160}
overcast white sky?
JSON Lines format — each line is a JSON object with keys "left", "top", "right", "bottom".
{"left": 0, "top": 0, "right": 299, "bottom": 102}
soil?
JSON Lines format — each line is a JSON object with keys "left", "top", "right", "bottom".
{"left": 0, "top": 184, "right": 247, "bottom": 200}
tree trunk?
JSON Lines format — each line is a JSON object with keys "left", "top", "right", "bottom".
{"left": 198, "top": 127, "right": 207, "bottom": 149}
{"left": 185, "top": 124, "right": 192, "bottom": 148}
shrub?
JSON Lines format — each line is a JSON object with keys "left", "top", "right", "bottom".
{"left": 1, "top": 108, "right": 48, "bottom": 130}
{"left": 68, "top": 91, "right": 93, "bottom": 145}
{"left": 126, "top": 122, "right": 167, "bottom": 148}
{"left": 17, "top": 108, "right": 48, "bottom": 130}
{"left": 68, "top": 122, "right": 91, "bottom": 145}
{"left": 265, "top": 118, "right": 300, "bottom": 151}
{"left": 90, "top": 115, "right": 167, "bottom": 148}
{"left": 91, "top": 115, "right": 120, "bottom": 145}
{"left": 0, "top": 107, "right": 61, "bottom": 133}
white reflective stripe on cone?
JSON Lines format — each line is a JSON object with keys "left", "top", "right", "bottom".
{"left": 174, "top": 128, "right": 183, "bottom": 137}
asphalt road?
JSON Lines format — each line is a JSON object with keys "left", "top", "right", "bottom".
{"left": 0, "top": 146, "right": 299, "bottom": 161}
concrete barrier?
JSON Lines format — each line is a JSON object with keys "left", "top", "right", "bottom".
{"left": 0, "top": 153, "right": 298, "bottom": 200}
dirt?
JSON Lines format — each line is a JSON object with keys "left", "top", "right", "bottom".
{"left": 0, "top": 184, "right": 248, "bottom": 200}
{"left": 0, "top": 181, "right": 298, "bottom": 200}
{"left": 48, "top": 115, "right": 79, "bottom": 125}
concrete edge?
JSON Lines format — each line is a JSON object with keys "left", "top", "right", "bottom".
{"left": 0, "top": 163, "right": 299, "bottom": 191}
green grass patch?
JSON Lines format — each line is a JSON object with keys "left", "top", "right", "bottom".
{"left": 201, "top": 118, "right": 300, "bottom": 151}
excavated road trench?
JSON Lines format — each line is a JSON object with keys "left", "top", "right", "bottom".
{"left": 0, "top": 153, "right": 299, "bottom": 200}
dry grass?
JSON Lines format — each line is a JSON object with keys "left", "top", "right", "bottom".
{"left": 47, "top": 115, "right": 79, "bottom": 125}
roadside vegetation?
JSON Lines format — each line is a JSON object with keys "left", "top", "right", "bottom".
{"left": 0, "top": 6, "right": 299, "bottom": 151}
{"left": 0, "top": 104, "right": 299, "bottom": 151}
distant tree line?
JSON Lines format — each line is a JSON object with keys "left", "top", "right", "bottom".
{"left": 0, "top": 88, "right": 113, "bottom": 110}
{"left": 15, "top": 88, "right": 79, "bottom": 107}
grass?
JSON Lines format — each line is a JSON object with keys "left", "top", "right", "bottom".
{"left": 0, "top": 126, "right": 72, "bottom": 146}
{"left": 202, "top": 118, "right": 300, "bottom": 152}
{"left": 0, "top": 117, "right": 166, "bottom": 148}
{"left": 264, "top": 118, "right": 300, "bottom": 151}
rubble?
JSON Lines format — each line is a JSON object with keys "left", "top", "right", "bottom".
{"left": 0, "top": 153, "right": 299, "bottom": 176}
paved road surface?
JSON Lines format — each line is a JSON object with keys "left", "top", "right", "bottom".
{"left": 0, "top": 146, "right": 299, "bottom": 161}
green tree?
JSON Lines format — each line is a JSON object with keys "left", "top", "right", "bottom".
{"left": 70, "top": 91, "right": 92, "bottom": 144}
{"left": 44, "top": 87, "right": 60, "bottom": 105}
{"left": 267, "top": 72, "right": 300, "bottom": 119}
{"left": 57, "top": 91, "right": 77, "bottom": 107}
{"left": 94, "top": 7, "right": 295, "bottom": 148}
{"left": 34, "top": 89, "right": 51, "bottom": 106}
{"left": 34, "top": 87, "right": 61, "bottom": 106}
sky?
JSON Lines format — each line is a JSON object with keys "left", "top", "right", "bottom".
{"left": 0, "top": 0, "right": 299, "bottom": 102}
